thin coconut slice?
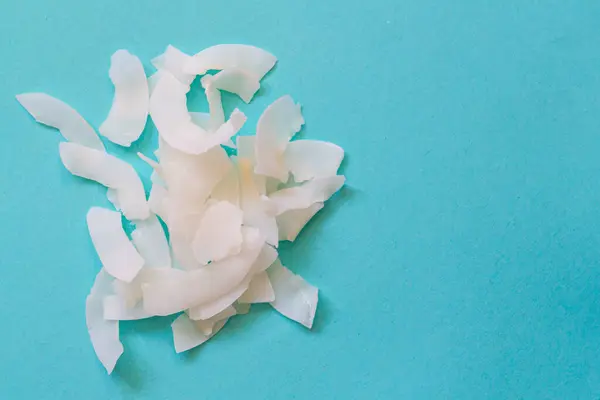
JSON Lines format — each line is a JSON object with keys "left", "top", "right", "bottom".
{"left": 285, "top": 140, "right": 344, "bottom": 182}
{"left": 251, "top": 243, "right": 279, "bottom": 273}
{"left": 87, "top": 207, "right": 144, "bottom": 283}
{"left": 112, "top": 267, "right": 183, "bottom": 310}
{"left": 151, "top": 45, "right": 195, "bottom": 87}
{"left": 99, "top": 50, "right": 149, "bottom": 147}
{"left": 255, "top": 95, "right": 304, "bottom": 182}
{"left": 268, "top": 175, "right": 345, "bottom": 216}
{"left": 167, "top": 205, "right": 206, "bottom": 270}
{"left": 268, "top": 261, "right": 318, "bottom": 329}
{"left": 16, "top": 93, "right": 105, "bottom": 151}
{"left": 238, "top": 271, "right": 275, "bottom": 304}
{"left": 149, "top": 73, "right": 246, "bottom": 155}
{"left": 103, "top": 295, "right": 152, "bottom": 321}
{"left": 210, "top": 68, "right": 260, "bottom": 103}
{"left": 188, "top": 306, "right": 236, "bottom": 335}
{"left": 190, "top": 111, "right": 236, "bottom": 149}
{"left": 59, "top": 142, "right": 149, "bottom": 220}
{"left": 86, "top": 269, "right": 123, "bottom": 374}
{"left": 184, "top": 44, "right": 276, "bottom": 81}
{"left": 201, "top": 75, "right": 225, "bottom": 131}
{"left": 191, "top": 201, "right": 243, "bottom": 265}
{"left": 132, "top": 215, "right": 171, "bottom": 268}
{"left": 171, "top": 313, "right": 229, "bottom": 353}
{"left": 277, "top": 202, "right": 324, "bottom": 242}
{"left": 142, "top": 227, "right": 265, "bottom": 316}
{"left": 239, "top": 158, "right": 278, "bottom": 246}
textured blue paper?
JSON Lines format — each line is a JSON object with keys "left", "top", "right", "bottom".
{"left": 2, "top": 1, "right": 600, "bottom": 398}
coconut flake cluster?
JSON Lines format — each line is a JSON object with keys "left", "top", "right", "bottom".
{"left": 17, "top": 44, "right": 345, "bottom": 374}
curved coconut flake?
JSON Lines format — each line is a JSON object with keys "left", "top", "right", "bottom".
{"left": 268, "top": 261, "right": 318, "bottom": 329}
{"left": 277, "top": 202, "right": 324, "bottom": 242}
{"left": 190, "top": 111, "right": 236, "bottom": 150}
{"left": 239, "top": 158, "right": 278, "bottom": 246}
{"left": 99, "top": 50, "right": 149, "bottom": 147}
{"left": 269, "top": 175, "right": 345, "bottom": 216}
{"left": 87, "top": 207, "right": 144, "bottom": 282}
{"left": 103, "top": 295, "right": 152, "bottom": 321}
{"left": 16, "top": 93, "right": 105, "bottom": 151}
{"left": 86, "top": 269, "right": 123, "bottom": 374}
{"left": 201, "top": 75, "right": 225, "bottom": 131}
{"left": 189, "top": 306, "right": 236, "bottom": 335}
{"left": 112, "top": 267, "right": 183, "bottom": 310}
{"left": 286, "top": 140, "right": 344, "bottom": 182}
{"left": 148, "top": 71, "right": 162, "bottom": 95}
{"left": 255, "top": 95, "right": 304, "bottom": 182}
{"left": 149, "top": 73, "right": 246, "bottom": 155}
{"left": 238, "top": 271, "right": 275, "bottom": 304}
{"left": 142, "top": 227, "right": 265, "bottom": 316}
{"left": 168, "top": 205, "right": 206, "bottom": 270}
{"left": 132, "top": 215, "right": 171, "bottom": 268}
{"left": 251, "top": 243, "right": 278, "bottom": 273}
{"left": 192, "top": 201, "right": 243, "bottom": 265}
{"left": 151, "top": 45, "right": 195, "bottom": 87}
{"left": 184, "top": 44, "right": 276, "bottom": 81}
{"left": 210, "top": 68, "right": 260, "bottom": 103}
{"left": 171, "top": 313, "right": 229, "bottom": 353}
{"left": 59, "top": 142, "right": 149, "bottom": 220}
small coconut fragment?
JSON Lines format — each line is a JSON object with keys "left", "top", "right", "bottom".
{"left": 86, "top": 269, "right": 123, "bottom": 374}
{"left": 87, "top": 207, "right": 144, "bottom": 283}
{"left": 191, "top": 201, "right": 243, "bottom": 265}
{"left": 150, "top": 73, "right": 246, "bottom": 155}
{"left": 16, "top": 93, "right": 105, "bottom": 151}
{"left": 59, "top": 142, "right": 149, "bottom": 220}
{"left": 184, "top": 44, "right": 276, "bottom": 80}
{"left": 285, "top": 140, "right": 344, "bottom": 182}
{"left": 151, "top": 45, "right": 195, "bottom": 87}
{"left": 132, "top": 215, "right": 171, "bottom": 268}
{"left": 171, "top": 313, "right": 228, "bottom": 353}
{"left": 269, "top": 175, "right": 345, "bottom": 216}
{"left": 238, "top": 271, "right": 275, "bottom": 304}
{"left": 210, "top": 68, "right": 260, "bottom": 103}
{"left": 268, "top": 261, "right": 318, "bottom": 329}
{"left": 189, "top": 305, "right": 237, "bottom": 335}
{"left": 277, "top": 202, "right": 324, "bottom": 242}
{"left": 142, "top": 227, "right": 265, "bottom": 316}
{"left": 99, "top": 50, "right": 149, "bottom": 147}
{"left": 255, "top": 95, "right": 304, "bottom": 181}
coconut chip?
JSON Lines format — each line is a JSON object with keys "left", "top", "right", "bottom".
{"left": 99, "top": 50, "right": 149, "bottom": 147}
{"left": 16, "top": 93, "right": 105, "bottom": 151}
{"left": 184, "top": 44, "right": 276, "bottom": 80}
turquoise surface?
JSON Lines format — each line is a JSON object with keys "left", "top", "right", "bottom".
{"left": 2, "top": 1, "right": 600, "bottom": 398}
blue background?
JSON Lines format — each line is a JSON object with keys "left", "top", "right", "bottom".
{"left": 2, "top": 0, "right": 600, "bottom": 398}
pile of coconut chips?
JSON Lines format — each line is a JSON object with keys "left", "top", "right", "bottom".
{"left": 16, "top": 44, "right": 345, "bottom": 374}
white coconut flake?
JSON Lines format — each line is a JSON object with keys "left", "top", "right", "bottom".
{"left": 277, "top": 202, "right": 324, "bottom": 242}
{"left": 16, "top": 93, "right": 105, "bottom": 151}
{"left": 151, "top": 45, "right": 195, "bottom": 87}
{"left": 238, "top": 271, "right": 275, "bottom": 304}
{"left": 99, "top": 50, "right": 149, "bottom": 147}
{"left": 87, "top": 207, "right": 145, "bottom": 283}
{"left": 148, "top": 183, "right": 168, "bottom": 222}
{"left": 192, "top": 201, "right": 243, "bottom": 265}
{"left": 86, "top": 269, "right": 123, "bottom": 374}
{"left": 255, "top": 95, "right": 304, "bottom": 181}
{"left": 150, "top": 73, "right": 246, "bottom": 155}
{"left": 286, "top": 140, "right": 344, "bottom": 182}
{"left": 103, "top": 295, "right": 152, "bottom": 321}
{"left": 142, "top": 227, "right": 265, "bottom": 316}
{"left": 201, "top": 75, "right": 226, "bottom": 131}
{"left": 186, "top": 280, "right": 249, "bottom": 320}
{"left": 184, "top": 44, "right": 276, "bottom": 81}
{"left": 210, "top": 68, "right": 260, "bottom": 103}
{"left": 211, "top": 157, "right": 240, "bottom": 206}
{"left": 269, "top": 175, "right": 345, "bottom": 216}
{"left": 132, "top": 215, "right": 171, "bottom": 268}
{"left": 268, "top": 261, "right": 318, "bottom": 329}
{"left": 172, "top": 313, "right": 228, "bottom": 353}
{"left": 239, "top": 158, "right": 278, "bottom": 246}
{"left": 251, "top": 243, "right": 278, "bottom": 273}
{"left": 59, "top": 142, "right": 149, "bottom": 220}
